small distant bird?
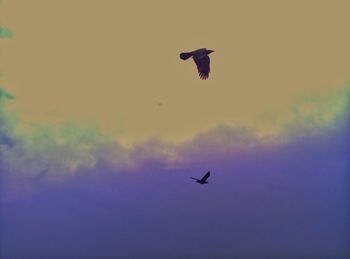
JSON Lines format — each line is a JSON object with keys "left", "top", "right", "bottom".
{"left": 155, "top": 100, "right": 164, "bottom": 107}
{"left": 191, "top": 171, "right": 211, "bottom": 184}
{"left": 180, "top": 48, "right": 214, "bottom": 80}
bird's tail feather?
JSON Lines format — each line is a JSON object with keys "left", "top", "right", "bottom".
{"left": 180, "top": 52, "right": 193, "bottom": 60}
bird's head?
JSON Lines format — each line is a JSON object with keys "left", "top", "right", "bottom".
{"left": 206, "top": 49, "right": 214, "bottom": 55}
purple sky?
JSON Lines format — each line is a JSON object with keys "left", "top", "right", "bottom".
{"left": 1, "top": 116, "right": 349, "bottom": 259}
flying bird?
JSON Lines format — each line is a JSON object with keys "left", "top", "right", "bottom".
{"left": 191, "top": 171, "right": 211, "bottom": 184}
{"left": 180, "top": 48, "right": 214, "bottom": 80}
{"left": 155, "top": 100, "right": 164, "bottom": 107}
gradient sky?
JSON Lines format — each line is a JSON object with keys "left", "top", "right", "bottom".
{"left": 1, "top": 1, "right": 350, "bottom": 259}
{"left": 1, "top": 0, "right": 350, "bottom": 144}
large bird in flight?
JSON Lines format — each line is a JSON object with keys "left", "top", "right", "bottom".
{"left": 180, "top": 48, "right": 214, "bottom": 80}
{"left": 191, "top": 171, "right": 211, "bottom": 184}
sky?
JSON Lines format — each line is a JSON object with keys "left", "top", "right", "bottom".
{"left": 1, "top": 1, "right": 350, "bottom": 258}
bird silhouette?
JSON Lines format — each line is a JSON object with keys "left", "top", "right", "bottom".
{"left": 191, "top": 171, "right": 210, "bottom": 184}
{"left": 180, "top": 48, "right": 214, "bottom": 80}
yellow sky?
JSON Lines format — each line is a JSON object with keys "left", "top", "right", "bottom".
{"left": 1, "top": 0, "right": 350, "bottom": 145}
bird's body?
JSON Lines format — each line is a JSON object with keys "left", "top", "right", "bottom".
{"left": 180, "top": 48, "right": 214, "bottom": 80}
{"left": 191, "top": 171, "right": 211, "bottom": 184}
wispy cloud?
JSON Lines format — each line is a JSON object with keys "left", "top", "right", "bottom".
{"left": 0, "top": 27, "right": 13, "bottom": 39}
{"left": 1, "top": 84, "right": 349, "bottom": 180}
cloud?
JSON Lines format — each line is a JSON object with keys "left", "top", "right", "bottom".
{"left": 287, "top": 84, "right": 350, "bottom": 131}
{"left": 1, "top": 83, "right": 349, "bottom": 180}
{"left": 0, "top": 88, "right": 16, "bottom": 147}
{"left": 0, "top": 27, "right": 13, "bottom": 39}
{"left": 1, "top": 122, "right": 131, "bottom": 179}
{"left": 0, "top": 87, "right": 129, "bottom": 179}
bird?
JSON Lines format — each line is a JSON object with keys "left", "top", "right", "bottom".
{"left": 191, "top": 171, "right": 211, "bottom": 184}
{"left": 155, "top": 100, "right": 164, "bottom": 107}
{"left": 180, "top": 48, "right": 214, "bottom": 80}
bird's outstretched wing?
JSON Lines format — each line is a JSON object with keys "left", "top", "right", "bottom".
{"left": 193, "top": 55, "right": 210, "bottom": 80}
{"left": 200, "top": 171, "right": 210, "bottom": 182}
{"left": 191, "top": 177, "right": 199, "bottom": 181}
